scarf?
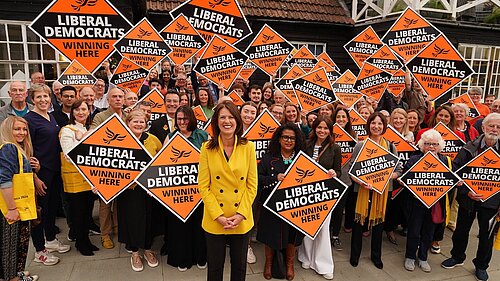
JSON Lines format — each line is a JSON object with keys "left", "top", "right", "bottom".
{"left": 354, "top": 137, "right": 390, "bottom": 229}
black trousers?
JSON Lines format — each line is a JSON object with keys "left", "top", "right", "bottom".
{"left": 344, "top": 186, "right": 356, "bottom": 230}
{"left": 330, "top": 194, "right": 347, "bottom": 237}
{"left": 67, "top": 191, "right": 94, "bottom": 250}
{"left": 351, "top": 220, "right": 384, "bottom": 263}
{"left": 450, "top": 206, "right": 497, "bottom": 270}
{"left": 31, "top": 167, "right": 62, "bottom": 251}
{"left": 205, "top": 231, "right": 250, "bottom": 281}
{"left": 405, "top": 202, "right": 436, "bottom": 261}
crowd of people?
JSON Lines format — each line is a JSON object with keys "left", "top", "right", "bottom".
{"left": 0, "top": 59, "right": 499, "bottom": 281}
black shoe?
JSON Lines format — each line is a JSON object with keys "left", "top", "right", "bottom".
{"left": 160, "top": 244, "right": 168, "bottom": 256}
{"left": 90, "top": 243, "right": 99, "bottom": 251}
{"left": 350, "top": 258, "right": 359, "bottom": 267}
{"left": 475, "top": 268, "right": 489, "bottom": 281}
{"left": 89, "top": 223, "right": 101, "bottom": 235}
{"left": 78, "top": 248, "right": 94, "bottom": 256}
{"left": 373, "top": 260, "right": 383, "bottom": 269}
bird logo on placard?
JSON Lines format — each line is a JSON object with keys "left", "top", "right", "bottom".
{"left": 122, "top": 64, "right": 132, "bottom": 70}
{"left": 261, "top": 34, "right": 274, "bottom": 43}
{"left": 295, "top": 167, "right": 315, "bottom": 183}
{"left": 366, "top": 148, "right": 378, "bottom": 157}
{"left": 71, "top": 66, "right": 82, "bottom": 73}
{"left": 380, "top": 50, "right": 390, "bottom": 57}
{"left": 439, "top": 131, "right": 448, "bottom": 138}
{"left": 299, "top": 51, "right": 308, "bottom": 57}
{"left": 432, "top": 45, "right": 450, "bottom": 57}
{"left": 344, "top": 76, "right": 353, "bottom": 82}
{"left": 137, "top": 28, "right": 152, "bottom": 39}
{"left": 292, "top": 71, "right": 300, "bottom": 77}
{"left": 147, "top": 99, "right": 162, "bottom": 109}
{"left": 403, "top": 17, "right": 419, "bottom": 28}
{"left": 212, "top": 45, "right": 225, "bottom": 55}
{"left": 258, "top": 122, "right": 276, "bottom": 137}
{"left": 393, "top": 141, "right": 401, "bottom": 147}
{"left": 363, "top": 33, "right": 374, "bottom": 41}
{"left": 364, "top": 68, "right": 374, "bottom": 76}
{"left": 194, "top": 110, "right": 202, "bottom": 118}
{"left": 71, "top": 0, "right": 97, "bottom": 11}
{"left": 209, "top": 0, "right": 230, "bottom": 8}
{"left": 175, "top": 22, "right": 188, "bottom": 32}
{"left": 170, "top": 146, "right": 191, "bottom": 163}
{"left": 103, "top": 128, "right": 126, "bottom": 144}
{"left": 351, "top": 117, "right": 359, "bottom": 123}
{"left": 334, "top": 133, "right": 343, "bottom": 139}
{"left": 313, "top": 74, "right": 325, "bottom": 83}
{"left": 423, "top": 160, "right": 438, "bottom": 171}
{"left": 481, "top": 156, "right": 498, "bottom": 166}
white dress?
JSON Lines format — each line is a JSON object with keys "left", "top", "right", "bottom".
{"left": 298, "top": 208, "right": 334, "bottom": 275}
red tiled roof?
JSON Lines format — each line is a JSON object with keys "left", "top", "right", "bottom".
{"left": 147, "top": 0, "right": 354, "bottom": 25}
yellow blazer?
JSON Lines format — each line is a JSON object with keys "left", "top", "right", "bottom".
{"left": 198, "top": 137, "right": 257, "bottom": 235}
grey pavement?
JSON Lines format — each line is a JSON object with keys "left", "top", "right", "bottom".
{"left": 26, "top": 214, "right": 500, "bottom": 281}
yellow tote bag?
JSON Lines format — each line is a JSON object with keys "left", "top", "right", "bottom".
{"left": 0, "top": 144, "right": 37, "bottom": 223}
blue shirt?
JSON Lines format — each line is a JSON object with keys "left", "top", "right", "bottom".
{"left": 0, "top": 143, "right": 31, "bottom": 189}
{"left": 24, "top": 111, "right": 61, "bottom": 171}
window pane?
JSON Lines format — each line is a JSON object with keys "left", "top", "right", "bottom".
{"left": 29, "top": 64, "right": 42, "bottom": 76}
{"left": 0, "top": 43, "right": 8, "bottom": 60}
{"left": 7, "top": 24, "right": 22, "bottom": 41}
{"left": 26, "top": 28, "right": 39, "bottom": 43}
{"left": 42, "top": 44, "right": 55, "bottom": 60}
{"left": 11, "top": 63, "right": 25, "bottom": 78}
{"left": 0, "top": 63, "right": 10, "bottom": 79}
{"left": 42, "top": 64, "right": 57, "bottom": 80}
{"left": 28, "top": 44, "right": 41, "bottom": 60}
{"left": 0, "top": 24, "right": 6, "bottom": 41}
{"left": 9, "top": 43, "right": 24, "bottom": 60}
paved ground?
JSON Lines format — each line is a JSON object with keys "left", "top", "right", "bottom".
{"left": 26, "top": 214, "right": 500, "bottom": 281}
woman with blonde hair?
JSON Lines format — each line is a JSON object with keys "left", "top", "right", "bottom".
{"left": 0, "top": 116, "right": 39, "bottom": 281}
{"left": 390, "top": 108, "right": 413, "bottom": 142}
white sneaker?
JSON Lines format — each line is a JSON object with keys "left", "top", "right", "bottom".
{"left": 405, "top": 258, "right": 415, "bottom": 271}
{"left": 45, "top": 238, "right": 71, "bottom": 253}
{"left": 323, "top": 273, "right": 334, "bottom": 280}
{"left": 247, "top": 246, "right": 256, "bottom": 264}
{"left": 419, "top": 260, "right": 432, "bottom": 272}
{"left": 34, "top": 249, "right": 59, "bottom": 266}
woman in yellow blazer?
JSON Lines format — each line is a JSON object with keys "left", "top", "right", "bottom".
{"left": 198, "top": 101, "right": 258, "bottom": 281}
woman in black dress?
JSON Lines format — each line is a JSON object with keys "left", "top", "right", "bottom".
{"left": 257, "top": 122, "right": 306, "bottom": 280}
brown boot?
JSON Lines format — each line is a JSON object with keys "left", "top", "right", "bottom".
{"left": 263, "top": 246, "right": 273, "bottom": 280}
{"left": 285, "top": 244, "right": 296, "bottom": 280}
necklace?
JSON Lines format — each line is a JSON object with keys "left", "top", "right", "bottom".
{"left": 282, "top": 150, "right": 295, "bottom": 165}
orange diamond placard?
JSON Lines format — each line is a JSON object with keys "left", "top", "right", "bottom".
{"left": 110, "top": 57, "right": 148, "bottom": 94}
{"left": 333, "top": 124, "right": 357, "bottom": 166}
{"left": 242, "top": 109, "right": 281, "bottom": 161}
{"left": 311, "top": 59, "right": 340, "bottom": 84}
{"left": 29, "top": 0, "right": 132, "bottom": 72}
{"left": 245, "top": 24, "right": 294, "bottom": 76}
{"left": 161, "top": 14, "right": 206, "bottom": 65}
{"left": 276, "top": 65, "right": 306, "bottom": 105}
{"left": 406, "top": 34, "right": 474, "bottom": 101}
{"left": 344, "top": 26, "right": 383, "bottom": 68}
{"left": 287, "top": 46, "right": 318, "bottom": 72}
{"left": 193, "top": 35, "right": 248, "bottom": 90}
{"left": 239, "top": 60, "right": 257, "bottom": 80}
{"left": 382, "top": 7, "right": 441, "bottom": 61}
{"left": 354, "top": 62, "right": 392, "bottom": 102}
{"left": 114, "top": 18, "right": 171, "bottom": 71}
{"left": 67, "top": 114, "right": 152, "bottom": 203}
{"left": 135, "top": 132, "right": 202, "bottom": 222}
{"left": 457, "top": 148, "right": 500, "bottom": 202}
{"left": 349, "top": 138, "right": 400, "bottom": 194}
{"left": 192, "top": 105, "right": 209, "bottom": 130}
{"left": 387, "top": 68, "right": 406, "bottom": 97}
{"left": 57, "top": 60, "right": 96, "bottom": 90}
{"left": 263, "top": 151, "right": 348, "bottom": 239}
{"left": 365, "top": 45, "right": 403, "bottom": 75}
{"left": 349, "top": 109, "right": 368, "bottom": 141}
{"left": 449, "top": 93, "right": 481, "bottom": 121}
{"left": 383, "top": 125, "right": 418, "bottom": 164}
{"left": 317, "top": 52, "right": 340, "bottom": 72}
{"left": 170, "top": 0, "right": 252, "bottom": 44}
{"left": 433, "top": 122, "right": 465, "bottom": 160}
{"left": 400, "top": 152, "right": 459, "bottom": 208}
{"left": 227, "top": 90, "right": 245, "bottom": 107}
{"left": 291, "top": 68, "right": 335, "bottom": 112}
{"left": 137, "top": 89, "right": 166, "bottom": 123}
{"left": 332, "top": 70, "right": 363, "bottom": 108}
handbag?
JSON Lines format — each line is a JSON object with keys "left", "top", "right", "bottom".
{"left": 0, "top": 144, "right": 38, "bottom": 223}
{"left": 431, "top": 201, "right": 445, "bottom": 224}
{"left": 271, "top": 249, "right": 286, "bottom": 279}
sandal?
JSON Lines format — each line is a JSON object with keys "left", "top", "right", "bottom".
{"left": 386, "top": 231, "right": 397, "bottom": 245}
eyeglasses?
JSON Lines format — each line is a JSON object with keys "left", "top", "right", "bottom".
{"left": 423, "top": 142, "right": 439, "bottom": 147}
{"left": 280, "top": 136, "right": 295, "bottom": 142}
{"left": 176, "top": 117, "right": 189, "bottom": 122}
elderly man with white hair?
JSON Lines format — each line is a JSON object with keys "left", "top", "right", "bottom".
{"left": 0, "top": 81, "right": 33, "bottom": 123}
{"left": 442, "top": 113, "right": 500, "bottom": 281}
{"left": 403, "top": 129, "right": 451, "bottom": 273}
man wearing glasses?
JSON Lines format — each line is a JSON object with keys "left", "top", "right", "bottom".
{"left": 52, "top": 85, "right": 77, "bottom": 127}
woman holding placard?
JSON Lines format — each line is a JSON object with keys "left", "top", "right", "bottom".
{"left": 117, "top": 110, "right": 162, "bottom": 272}
{"left": 401, "top": 129, "right": 451, "bottom": 273}
{"left": 452, "top": 103, "right": 479, "bottom": 142}
{"left": 198, "top": 101, "right": 257, "bottom": 281}
{"left": 298, "top": 116, "right": 341, "bottom": 280}
{"left": 331, "top": 107, "right": 358, "bottom": 249}
{"left": 347, "top": 112, "right": 401, "bottom": 269}
{"left": 0, "top": 116, "right": 39, "bottom": 281}
{"left": 164, "top": 106, "right": 209, "bottom": 272}
{"left": 193, "top": 87, "right": 215, "bottom": 119}
{"left": 257, "top": 123, "right": 306, "bottom": 280}
{"left": 59, "top": 99, "right": 96, "bottom": 256}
